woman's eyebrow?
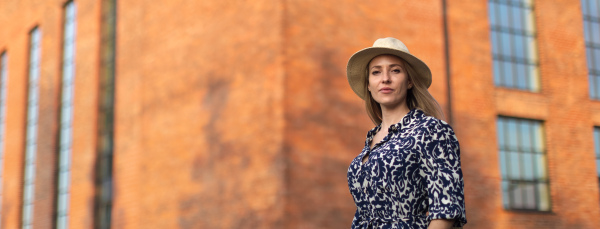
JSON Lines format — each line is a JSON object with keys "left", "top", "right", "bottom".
{"left": 370, "top": 64, "right": 402, "bottom": 69}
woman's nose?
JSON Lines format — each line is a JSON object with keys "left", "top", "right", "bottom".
{"left": 382, "top": 71, "right": 391, "bottom": 83}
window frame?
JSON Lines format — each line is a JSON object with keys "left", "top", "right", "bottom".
{"left": 497, "top": 116, "right": 551, "bottom": 212}
{"left": 55, "top": 2, "right": 77, "bottom": 229}
{"left": 22, "top": 26, "right": 42, "bottom": 229}
{"left": 593, "top": 127, "right": 600, "bottom": 195}
{"left": 489, "top": 0, "right": 541, "bottom": 91}
{"left": 0, "top": 51, "right": 8, "bottom": 226}
{"left": 581, "top": 0, "right": 600, "bottom": 99}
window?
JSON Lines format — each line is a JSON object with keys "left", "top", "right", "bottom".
{"left": 582, "top": 0, "right": 600, "bottom": 99}
{"left": 56, "top": 2, "right": 76, "bottom": 229}
{"left": 489, "top": 0, "right": 540, "bottom": 91}
{"left": 497, "top": 117, "right": 550, "bottom": 211}
{"left": 95, "top": 0, "right": 116, "bottom": 228}
{"left": 23, "top": 27, "right": 41, "bottom": 229}
{"left": 0, "top": 51, "right": 7, "bottom": 224}
{"left": 594, "top": 128, "right": 600, "bottom": 192}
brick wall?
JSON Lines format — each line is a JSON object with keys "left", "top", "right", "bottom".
{"left": 0, "top": 1, "right": 62, "bottom": 228}
{"left": 0, "top": 1, "right": 101, "bottom": 228}
{"left": 112, "top": 1, "right": 286, "bottom": 228}
{"left": 449, "top": 0, "right": 600, "bottom": 228}
{"left": 1, "top": 0, "right": 600, "bottom": 228}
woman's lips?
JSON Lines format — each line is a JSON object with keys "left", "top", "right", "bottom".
{"left": 379, "top": 87, "right": 394, "bottom": 93}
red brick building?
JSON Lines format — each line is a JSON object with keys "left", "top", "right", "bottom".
{"left": 1, "top": 0, "right": 599, "bottom": 228}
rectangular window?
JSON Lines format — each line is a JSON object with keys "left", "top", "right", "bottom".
{"left": 23, "top": 27, "right": 41, "bottom": 229}
{"left": 56, "top": 2, "right": 76, "bottom": 229}
{"left": 0, "top": 51, "right": 8, "bottom": 225}
{"left": 582, "top": 0, "right": 600, "bottom": 99}
{"left": 489, "top": 0, "right": 540, "bottom": 91}
{"left": 497, "top": 116, "right": 550, "bottom": 211}
{"left": 594, "top": 128, "right": 600, "bottom": 193}
{"left": 95, "top": 0, "right": 116, "bottom": 228}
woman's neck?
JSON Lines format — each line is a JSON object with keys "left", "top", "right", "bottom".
{"left": 380, "top": 104, "right": 411, "bottom": 129}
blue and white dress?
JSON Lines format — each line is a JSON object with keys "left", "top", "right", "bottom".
{"left": 347, "top": 109, "right": 467, "bottom": 228}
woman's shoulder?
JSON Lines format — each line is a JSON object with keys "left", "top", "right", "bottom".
{"left": 413, "top": 109, "right": 455, "bottom": 134}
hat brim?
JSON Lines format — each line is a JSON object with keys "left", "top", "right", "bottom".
{"left": 346, "top": 47, "right": 432, "bottom": 100}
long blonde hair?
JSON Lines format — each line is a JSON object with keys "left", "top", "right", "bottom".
{"left": 364, "top": 57, "right": 444, "bottom": 125}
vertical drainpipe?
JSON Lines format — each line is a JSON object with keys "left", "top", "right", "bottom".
{"left": 95, "top": 0, "right": 116, "bottom": 228}
{"left": 442, "top": 0, "right": 453, "bottom": 125}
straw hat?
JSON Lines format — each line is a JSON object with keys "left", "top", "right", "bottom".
{"left": 346, "top": 37, "right": 432, "bottom": 100}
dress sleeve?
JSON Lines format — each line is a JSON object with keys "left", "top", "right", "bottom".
{"left": 351, "top": 209, "right": 361, "bottom": 229}
{"left": 422, "top": 120, "right": 467, "bottom": 227}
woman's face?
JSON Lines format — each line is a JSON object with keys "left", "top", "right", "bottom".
{"left": 367, "top": 54, "right": 412, "bottom": 108}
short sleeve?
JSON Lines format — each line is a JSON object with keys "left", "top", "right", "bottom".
{"left": 350, "top": 209, "right": 361, "bottom": 229}
{"left": 422, "top": 120, "right": 467, "bottom": 227}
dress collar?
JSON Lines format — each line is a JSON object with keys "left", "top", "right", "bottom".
{"left": 365, "top": 108, "right": 424, "bottom": 142}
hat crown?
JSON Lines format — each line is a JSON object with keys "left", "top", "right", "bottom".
{"left": 346, "top": 37, "right": 432, "bottom": 100}
{"left": 372, "top": 37, "right": 410, "bottom": 53}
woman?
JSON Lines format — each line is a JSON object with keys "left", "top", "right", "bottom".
{"left": 346, "top": 37, "right": 467, "bottom": 229}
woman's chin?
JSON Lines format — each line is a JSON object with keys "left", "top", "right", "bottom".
{"left": 377, "top": 100, "right": 404, "bottom": 108}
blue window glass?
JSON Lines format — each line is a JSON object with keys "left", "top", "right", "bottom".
{"left": 594, "top": 128, "right": 600, "bottom": 193}
{"left": 0, "top": 51, "right": 7, "bottom": 225}
{"left": 582, "top": 0, "right": 600, "bottom": 99}
{"left": 489, "top": 0, "right": 540, "bottom": 91}
{"left": 497, "top": 116, "right": 550, "bottom": 211}
{"left": 23, "top": 27, "right": 41, "bottom": 229}
{"left": 56, "top": 2, "right": 76, "bottom": 229}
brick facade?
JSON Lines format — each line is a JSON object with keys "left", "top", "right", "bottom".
{"left": 0, "top": 0, "right": 599, "bottom": 228}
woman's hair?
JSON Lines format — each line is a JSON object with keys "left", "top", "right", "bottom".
{"left": 364, "top": 57, "right": 444, "bottom": 125}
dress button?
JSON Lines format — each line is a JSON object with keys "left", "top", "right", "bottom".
{"left": 391, "top": 126, "right": 397, "bottom": 131}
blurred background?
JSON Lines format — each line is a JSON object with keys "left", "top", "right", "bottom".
{"left": 1, "top": 0, "right": 600, "bottom": 228}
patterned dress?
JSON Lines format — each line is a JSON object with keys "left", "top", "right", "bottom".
{"left": 347, "top": 109, "right": 467, "bottom": 228}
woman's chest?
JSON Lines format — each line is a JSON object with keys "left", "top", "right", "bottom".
{"left": 350, "top": 134, "right": 423, "bottom": 182}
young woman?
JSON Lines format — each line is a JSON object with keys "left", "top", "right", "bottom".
{"left": 346, "top": 37, "right": 467, "bottom": 229}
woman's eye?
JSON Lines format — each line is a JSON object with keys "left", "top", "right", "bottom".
{"left": 392, "top": 69, "right": 401, "bottom": 73}
{"left": 371, "top": 71, "right": 380, "bottom": 75}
